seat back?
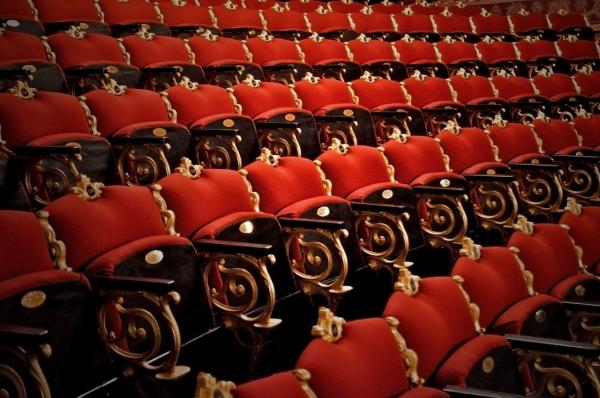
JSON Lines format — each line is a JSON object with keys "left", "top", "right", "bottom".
{"left": 298, "top": 36, "right": 352, "bottom": 65}
{"left": 122, "top": 33, "right": 192, "bottom": 67}
{"left": 437, "top": 128, "right": 498, "bottom": 173}
{"left": 531, "top": 118, "right": 581, "bottom": 155}
{"left": 351, "top": 74, "right": 409, "bottom": 108}
{"left": 490, "top": 75, "right": 536, "bottom": 100}
{"left": 305, "top": 10, "right": 355, "bottom": 39}
{"left": 556, "top": 38, "right": 599, "bottom": 60}
{"left": 393, "top": 38, "right": 439, "bottom": 64}
{"left": 515, "top": 38, "right": 560, "bottom": 62}
{"left": 532, "top": 72, "right": 577, "bottom": 98}
{"left": 187, "top": 34, "right": 249, "bottom": 66}
{"left": 487, "top": 122, "right": 542, "bottom": 163}
{"left": 0, "top": 0, "right": 44, "bottom": 35}
{"left": 573, "top": 70, "right": 600, "bottom": 97}
{"left": 346, "top": 37, "right": 397, "bottom": 64}
{"left": 402, "top": 75, "right": 455, "bottom": 107}
{"left": 34, "top": 0, "right": 107, "bottom": 34}
{"left": 233, "top": 79, "right": 300, "bottom": 118}
{"left": 476, "top": 40, "right": 519, "bottom": 64}
{"left": 48, "top": 30, "right": 128, "bottom": 69}
{"left": 98, "top": 0, "right": 167, "bottom": 35}
{"left": 211, "top": 6, "right": 265, "bottom": 38}
{"left": 510, "top": 12, "right": 551, "bottom": 36}
{"left": 471, "top": 14, "right": 512, "bottom": 37}
{"left": 431, "top": 13, "right": 474, "bottom": 37}
{"left": 261, "top": 9, "right": 308, "bottom": 36}
{"left": 560, "top": 204, "right": 600, "bottom": 272}
{"left": 349, "top": 10, "right": 396, "bottom": 35}
{"left": 245, "top": 36, "right": 304, "bottom": 65}
{"left": 393, "top": 12, "right": 436, "bottom": 39}
{"left": 436, "top": 40, "right": 479, "bottom": 65}
{"left": 157, "top": 2, "right": 214, "bottom": 32}
{"left": 382, "top": 136, "right": 448, "bottom": 183}
{"left": 450, "top": 74, "right": 496, "bottom": 103}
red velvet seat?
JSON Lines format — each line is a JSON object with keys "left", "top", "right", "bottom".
{"left": 329, "top": 0, "right": 365, "bottom": 13}
{"left": 304, "top": 10, "right": 357, "bottom": 41}
{"left": 548, "top": 12, "right": 593, "bottom": 40}
{"left": 286, "top": 0, "right": 329, "bottom": 13}
{"left": 164, "top": 80, "right": 260, "bottom": 169}
{"left": 82, "top": 82, "right": 192, "bottom": 183}
{"left": 297, "top": 35, "right": 362, "bottom": 81}
{"left": 0, "top": 0, "right": 44, "bottom": 36}
{"left": 515, "top": 37, "right": 569, "bottom": 75}
{"left": 573, "top": 70, "right": 600, "bottom": 98}
{"left": 449, "top": 73, "right": 509, "bottom": 128}
{"left": 560, "top": 201, "right": 600, "bottom": 274}
{"left": 48, "top": 27, "right": 141, "bottom": 94}
{"left": 261, "top": 8, "right": 310, "bottom": 40}
{"left": 33, "top": 0, "right": 109, "bottom": 35}
{"left": 122, "top": 29, "right": 204, "bottom": 90}
{"left": 384, "top": 276, "right": 525, "bottom": 393}
{"left": 187, "top": 31, "right": 263, "bottom": 86}
{"left": 490, "top": 73, "right": 548, "bottom": 123}
{"left": 471, "top": 13, "right": 514, "bottom": 41}
{"left": 393, "top": 9, "right": 439, "bottom": 42}
{"left": 349, "top": 8, "right": 400, "bottom": 41}
{"left": 435, "top": 38, "right": 489, "bottom": 76}
{"left": 232, "top": 76, "right": 321, "bottom": 158}
{"left": 475, "top": 39, "right": 526, "bottom": 77}
{"left": 211, "top": 5, "right": 265, "bottom": 39}
{"left": 346, "top": 36, "right": 407, "bottom": 81}
{"left": 510, "top": 11, "right": 554, "bottom": 40}
{"left": 556, "top": 37, "right": 599, "bottom": 71}
{"left": 0, "top": 30, "right": 66, "bottom": 92}
{"left": 293, "top": 75, "right": 377, "bottom": 148}
{"left": 431, "top": 12, "right": 477, "bottom": 42}
{"left": 297, "top": 314, "right": 450, "bottom": 398}
{"left": 572, "top": 113, "right": 600, "bottom": 149}
{"left": 0, "top": 83, "right": 113, "bottom": 204}
{"left": 393, "top": 37, "right": 448, "bottom": 77}
{"left": 155, "top": 2, "right": 215, "bottom": 38}
{"left": 508, "top": 220, "right": 600, "bottom": 301}
{"left": 97, "top": 0, "right": 169, "bottom": 36}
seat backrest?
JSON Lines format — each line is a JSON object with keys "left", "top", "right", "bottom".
{"left": 317, "top": 145, "right": 392, "bottom": 198}
{"left": 402, "top": 75, "right": 455, "bottom": 107}
{"left": 510, "top": 12, "right": 550, "bottom": 34}
{"left": 261, "top": 9, "right": 308, "bottom": 33}
{"left": 48, "top": 30, "right": 127, "bottom": 69}
{"left": 382, "top": 136, "right": 448, "bottom": 183}
{"left": 293, "top": 76, "right": 355, "bottom": 112}
{"left": 394, "top": 38, "right": 439, "bottom": 64}
{"left": 475, "top": 40, "right": 518, "bottom": 63}
{"left": 165, "top": 83, "right": 237, "bottom": 125}
{"left": 573, "top": 70, "right": 600, "bottom": 97}
{"left": 0, "top": 88, "right": 91, "bottom": 147}
{"left": 515, "top": 38, "right": 559, "bottom": 62}
{"left": 329, "top": 0, "right": 365, "bottom": 13}
{"left": 187, "top": 34, "right": 249, "bottom": 66}
{"left": 122, "top": 33, "right": 192, "bottom": 67}
{"left": 452, "top": 246, "right": 531, "bottom": 330}
{"left": 532, "top": 72, "right": 577, "bottom": 98}
{"left": 244, "top": 156, "right": 327, "bottom": 214}
{"left": 211, "top": 6, "right": 264, "bottom": 31}
{"left": 232, "top": 80, "right": 299, "bottom": 118}
{"left": 298, "top": 36, "right": 351, "bottom": 64}
{"left": 436, "top": 40, "right": 479, "bottom": 64}
{"left": 556, "top": 38, "right": 599, "bottom": 60}
{"left": 449, "top": 74, "right": 496, "bottom": 103}
{"left": 508, "top": 222, "right": 582, "bottom": 295}
{"left": 245, "top": 36, "right": 303, "bottom": 65}
{"left": 573, "top": 114, "right": 600, "bottom": 148}
{"left": 0, "top": 30, "right": 50, "bottom": 63}
{"left": 351, "top": 75, "right": 409, "bottom": 108}
{"left": 560, "top": 205, "right": 600, "bottom": 270}
{"left": 487, "top": 122, "right": 542, "bottom": 162}
{"left": 286, "top": 0, "right": 329, "bottom": 13}
{"left": 45, "top": 184, "right": 167, "bottom": 270}
{"left": 234, "top": 371, "right": 314, "bottom": 398}
{"left": 34, "top": 0, "right": 102, "bottom": 24}
{"left": 350, "top": 10, "right": 396, "bottom": 33}
{"left": 98, "top": 0, "right": 162, "bottom": 25}
{"left": 531, "top": 118, "right": 581, "bottom": 155}
{"left": 393, "top": 12, "right": 435, "bottom": 34}
{"left": 431, "top": 13, "right": 473, "bottom": 35}
{"left": 383, "top": 276, "right": 479, "bottom": 381}
{"left": 305, "top": 11, "right": 353, "bottom": 34}
{"left": 346, "top": 37, "right": 396, "bottom": 64}
{"left": 437, "top": 128, "right": 498, "bottom": 173}
{"left": 297, "top": 317, "right": 413, "bottom": 398}
{"left": 490, "top": 75, "right": 536, "bottom": 99}
{"left": 0, "top": 0, "right": 35, "bottom": 19}
{"left": 471, "top": 14, "right": 512, "bottom": 36}
{"left": 158, "top": 2, "right": 214, "bottom": 28}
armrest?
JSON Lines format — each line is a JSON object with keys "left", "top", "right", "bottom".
{"left": 203, "top": 65, "right": 241, "bottom": 73}
{"left": 444, "top": 385, "right": 528, "bottom": 398}
{"left": 411, "top": 185, "right": 466, "bottom": 195}
{"left": 109, "top": 136, "right": 168, "bottom": 146}
{"left": 0, "top": 68, "right": 32, "bottom": 79}
{"left": 313, "top": 115, "right": 355, "bottom": 123}
{"left": 0, "top": 323, "right": 48, "bottom": 346}
{"left": 190, "top": 127, "right": 239, "bottom": 137}
{"left": 552, "top": 154, "right": 600, "bottom": 163}
{"left": 560, "top": 299, "right": 600, "bottom": 313}
{"left": 255, "top": 121, "right": 300, "bottom": 129}
{"left": 194, "top": 239, "right": 273, "bottom": 257}
{"left": 88, "top": 274, "right": 175, "bottom": 294}
{"left": 505, "top": 333, "right": 600, "bottom": 358}
{"left": 278, "top": 216, "right": 345, "bottom": 230}
{"left": 508, "top": 162, "right": 560, "bottom": 171}
{"left": 350, "top": 201, "right": 407, "bottom": 213}
{"left": 463, "top": 173, "right": 515, "bottom": 182}
{"left": 12, "top": 145, "right": 81, "bottom": 157}
{"left": 371, "top": 110, "right": 410, "bottom": 117}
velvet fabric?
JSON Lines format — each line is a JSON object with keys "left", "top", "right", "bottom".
{"left": 187, "top": 35, "right": 251, "bottom": 66}
{"left": 556, "top": 39, "right": 599, "bottom": 60}
{"left": 432, "top": 14, "right": 474, "bottom": 36}
{"left": 0, "top": 0, "right": 34, "bottom": 18}
{"left": 233, "top": 81, "right": 299, "bottom": 118}
{"left": 294, "top": 78, "right": 355, "bottom": 113}
{"left": 235, "top": 371, "right": 311, "bottom": 398}
{"left": 48, "top": 32, "right": 127, "bottom": 69}
{"left": 548, "top": 13, "right": 588, "bottom": 32}
{"left": 392, "top": 14, "right": 436, "bottom": 36}
{"left": 531, "top": 119, "right": 581, "bottom": 155}
{"left": 211, "top": 6, "right": 264, "bottom": 31}
{"left": 305, "top": 11, "right": 354, "bottom": 35}
{"left": 0, "top": 30, "right": 48, "bottom": 62}
{"left": 437, "top": 128, "right": 498, "bottom": 174}
{"left": 490, "top": 75, "right": 537, "bottom": 101}
{"left": 351, "top": 77, "right": 409, "bottom": 108}
{"left": 573, "top": 71, "right": 600, "bottom": 97}
{"left": 560, "top": 207, "right": 600, "bottom": 271}
{"left": 515, "top": 39, "right": 559, "bottom": 62}
{"left": 122, "top": 34, "right": 191, "bottom": 67}
{"left": 475, "top": 41, "right": 519, "bottom": 64}
{"left": 0, "top": 211, "right": 55, "bottom": 281}
{"left": 297, "top": 318, "right": 411, "bottom": 398}
{"left": 98, "top": 0, "right": 161, "bottom": 25}
{"left": 450, "top": 75, "right": 496, "bottom": 104}
{"left": 471, "top": 15, "right": 512, "bottom": 36}
{"left": 261, "top": 9, "right": 308, "bottom": 33}
{"left": 402, "top": 76, "right": 455, "bottom": 108}
{"left": 573, "top": 115, "right": 600, "bottom": 148}
{"left": 384, "top": 277, "right": 479, "bottom": 380}
{"left": 510, "top": 13, "right": 550, "bottom": 34}
{"left": 159, "top": 2, "right": 214, "bottom": 27}
{"left": 298, "top": 37, "right": 352, "bottom": 65}
{"left": 487, "top": 122, "right": 542, "bottom": 163}
{"left": 45, "top": 185, "right": 167, "bottom": 270}
{"left": 34, "top": 0, "right": 102, "bottom": 23}
{"left": 394, "top": 40, "right": 439, "bottom": 65}
{"left": 165, "top": 84, "right": 238, "bottom": 125}
{"left": 383, "top": 136, "right": 449, "bottom": 182}
{"left": 436, "top": 41, "right": 479, "bottom": 64}
{"left": 0, "top": 91, "right": 91, "bottom": 147}
{"left": 245, "top": 37, "right": 304, "bottom": 65}
{"left": 532, "top": 73, "right": 578, "bottom": 99}
{"left": 350, "top": 11, "right": 396, "bottom": 35}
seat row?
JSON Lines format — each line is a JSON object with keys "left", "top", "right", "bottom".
{"left": 0, "top": 0, "right": 592, "bottom": 42}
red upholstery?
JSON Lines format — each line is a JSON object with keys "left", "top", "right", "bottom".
{"left": 351, "top": 77, "right": 409, "bottom": 109}
{"left": 294, "top": 77, "right": 355, "bottom": 113}
{"left": 556, "top": 39, "right": 599, "bottom": 60}
{"left": 435, "top": 41, "right": 480, "bottom": 65}
{"left": 305, "top": 11, "right": 354, "bottom": 36}
{"left": 508, "top": 223, "right": 583, "bottom": 296}
{"left": 0, "top": 211, "right": 55, "bottom": 281}
{"left": 0, "top": 0, "right": 35, "bottom": 18}
{"left": 122, "top": 34, "right": 192, "bottom": 67}
{"left": 476, "top": 41, "right": 519, "bottom": 64}
{"left": 548, "top": 273, "right": 598, "bottom": 299}
{"left": 191, "top": 211, "right": 273, "bottom": 241}
{"left": 487, "top": 123, "right": 542, "bottom": 163}
{"left": 350, "top": 11, "right": 396, "bottom": 35}
{"left": 437, "top": 128, "right": 497, "bottom": 174}
{"left": 0, "top": 91, "right": 91, "bottom": 147}
{"left": 48, "top": 32, "right": 127, "bottom": 69}
{"left": 233, "top": 81, "right": 299, "bottom": 118}
{"left": 157, "top": 170, "right": 256, "bottom": 237}
{"left": 394, "top": 39, "right": 439, "bottom": 65}
{"left": 211, "top": 6, "right": 264, "bottom": 32}
{"left": 346, "top": 38, "right": 397, "bottom": 65}
{"left": 493, "top": 294, "right": 560, "bottom": 334}
{"left": 393, "top": 13, "right": 436, "bottom": 36}
{"left": 371, "top": 2, "right": 405, "bottom": 14}
{"left": 531, "top": 119, "right": 581, "bottom": 155}
{"left": 471, "top": 15, "right": 512, "bottom": 36}
{"left": 165, "top": 84, "right": 238, "bottom": 126}
{"left": 510, "top": 13, "right": 550, "bottom": 34}
{"left": 0, "top": 31, "right": 49, "bottom": 63}
{"left": 296, "top": 318, "right": 411, "bottom": 398}
{"left": 298, "top": 37, "right": 352, "bottom": 65}
{"left": 244, "top": 157, "right": 328, "bottom": 214}
{"left": 573, "top": 71, "right": 600, "bottom": 97}
{"left": 158, "top": 2, "right": 214, "bottom": 29}
{"left": 383, "top": 136, "right": 449, "bottom": 183}
{"left": 83, "top": 88, "right": 170, "bottom": 137}
{"left": 532, "top": 73, "right": 578, "bottom": 99}
{"left": 515, "top": 39, "right": 559, "bottom": 62}
{"left": 329, "top": 1, "right": 365, "bottom": 13}
{"left": 449, "top": 75, "right": 497, "bottom": 104}
{"left": 403, "top": 76, "right": 455, "bottom": 108}
{"left": 490, "top": 76, "right": 537, "bottom": 101}
{"left": 317, "top": 145, "right": 394, "bottom": 197}
{"left": 286, "top": 0, "right": 329, "bottom": 13}
{"left": 45, "top": 185, "right": 167, "bottom": 270}
{"left": 187, "top": 35, "right": 250, "bottom": 66}
{"left": 245, "top": 37, "right": 303, "bottom": 65}
{"left": 431, "top": 14, "right": 474, "bottom": 36}
{"left": 277, "top": 196, "right": 349, "bottom": 218}
{"left": 548, "top": 13, "right": 589, "bottom": 32}
{"left": 573, "top": 115, "right": 600, "bottom": 149}
{"left": 235, "top": 371, "right": 310, "bottom": 398}
{"left": 560, "top": 207, "right": 600, "bottom": 271}
{"left": 34, "top": 0, "right": 102, "bottom": 23}
{"left": 261, "top": 9, "right": 308, "bottom": 33}
{"left": 0, "top": 270, "right": 86, "bottom": 302}
{"left": 384, "top": 277, "right": 479, "bottom": 380}
{"left": 98, "top": 0, "right": 161, "bottom": 25}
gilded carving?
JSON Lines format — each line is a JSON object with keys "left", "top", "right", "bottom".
{"left": 394, "top": 265, "right": 420, "bottom": 296}
{"left": 238, "top": 169, "right": 260, "bottom": 212}
{"left": 36, "top": 210, "right": 69, "bottom": 271}
{"left": 256, "top": 147, "right": 280, "bottom": 167}
{"left": 459, "top": 237, "right": 482, "bottom": 260}
{"left": 513, "top": 214, "right": 535, "bottom": 235}
{"left": 313, "top": 160, "right": 333, "bottom": 195}
{"left": 385, "top": 316, "right": 423, "bottom": 386}
{"left": 327, "top": 138, "right": 349, "bottom": 155}
{"left": 9, "top": 80, "right": 37, "bottom": 100}
{"left": 70, "top": 174, "right": 104, "bottom": 201}
{"left": 564, "top": 197, "right": 583, "bottom": 216}
{"left": 453, "top": 275, "right": 484, "bottom": 334}
{"left": 176, "top": 157, "right": 203, "bottom": 179}
{"left": 241, "top": 74, "right": 261, "bottom": 88}
{"left": 509, "top": 246, "right": 536, "bottom": 296}
{"left": 311, "top": 307, "right": 345, "bottom": 343}
{"left": 150, "top": 184, "right": 178, "bottom": 236}
{"left": 195, "top": 373, "right": 235, "bottom": 398}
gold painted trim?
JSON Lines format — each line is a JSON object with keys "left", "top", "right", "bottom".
{"left": 292, "top": 369, "right": 317, "bottom": 398}
{"left": 70, "top": 174, "right": 104, "bottom": 201}
{"left": 78, "top": 97, "right": 101, "bottom": 136}
{"left": 564, "top": 197, "right": 583, "bottom": 216}
{"left": 195, "top": 373, "right": 235, "bottom": 398}
{"left": 256, "top": 147, "right": 280, "bottom": 166}
{"left": 377, "top": 147, "right": 396, "bottom": 182}
{"left": 9, "top": 80, "right": 37, "bottom": 100}
{"left": 394, "top": 265, "right": 420, "bottom": 296}
{"left": 452, "top": 275, "right": 485, "bottom": 334}
{"left": 151, "top": 184, "right": 179, "bottom": 236}
{"left": 313, "top": 160, "right": 332, "bottom": 196}
{"left": 160, "top": 92, "right": 178, "bottom": 123}
{"left": 513, "top": 214, "right": 535, "bottom": 235}
{"left": 175, "top": 157, "right": 203, "bottom": 179}
{"left": 36, "top": 210, "right": 69, "bottom": 271}
{"left": 311, "top": 307, "right": 345, "bottom": 343}
{"left": 509, "top": 246, "right": 536, "bottom": 296}
{"left": 459, "top": 237, "right": 481, "bottom": 260}
{"left": 238, "top": 169, "right": 260, "bottom": 212}
{"left": 385, "top": 316, "right": 423, "bottom": 386}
